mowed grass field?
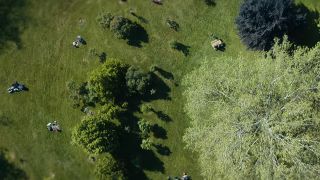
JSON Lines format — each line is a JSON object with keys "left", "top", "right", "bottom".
{"left": 0, "top": 0, "right": 319, "bottom": 179}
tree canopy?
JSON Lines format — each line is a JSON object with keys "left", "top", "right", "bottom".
{"left": 183, "top": 37, "right": 320, "bottom": 179}
{"left": 88, "top": 59, "right": 129, "bottom": 103}
{"left": 125, "top": 66, "right": 151, "bottom": 96}
{"left": 95, "top": 153, "right": 126, "bottom": 180}
{"left": 72, "top": 103, "right": 122, "bottom": 155}
{"left": 236, "top": 0, "right": 305, "bottom": 50}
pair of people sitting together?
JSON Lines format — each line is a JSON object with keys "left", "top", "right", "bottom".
{"left": 72, "top": 35, "right": 86, "bottom": 48}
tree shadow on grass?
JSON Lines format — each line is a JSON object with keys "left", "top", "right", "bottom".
{"left": 0, "top": 150, "right": 28, "bottom": 180}
{"left": 174, "top": 42, "right": 191, "bottom": 56}
{"left": 0, "top": 0, "right": 27, "bottom": 50}
{"left": 153, "top": 110, "right": 172, "bottom": 122}
{"left": 131, "top": 13, "right": 149, "bottom": 24}
{"left": 154, "top": 144, "right": 172, "bottom": 156}
{"left": 204, "top": 0, "right": 216, "bottom": 6}
{"left": 117, "top": 110, "right": 165, "bottom": 179}
{"left": 127, "top": 23, "right": 149, "bottom": 47}
{"left": 153, "top": 66, "right": 174, "bottom": 80}
{"left": 152, "top": 124, "right": 167, "bottom": 139}
{"left": 289, "top": 4, "right": 320, "bottom": 48}
{"left": 143, "top": 73, "right": 171, "bottom": 102}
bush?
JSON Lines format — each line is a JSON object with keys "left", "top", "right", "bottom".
{"left": 166, "top": 19, "right": 179, "bottom": 31}
{"left": 95, "top": 153, "right": 126, "bottom": 180}
{"left": 140, "top": 104, "right": 152, "bottom": 114}
{"left": 236, "top": 0, "right": 305, "bottom": 50}
{"left": 88, "top": 59, "right": 129, "bottom": 103}
{"left": 97, "top": 12, "right": 140, "bottom": 40}
{"left": 125, "top": 66, "right": 151, "bottom": 96}
{"left": 97, "top": 12, "right": 114, "bottom": 30}
{"left": 66, "top": 80, "right": 93, "bottom": 108}
{"left": 141, "top": 138, "right": 153, "bottom": 150}
{"left": 72, "top": 108, "right": 120, "bottom": 155}
{"left": 110, "top": 16, "right": 138, "bottom": 39}
{"left": 138, "top": 119, "right": 152, "bottom": 138}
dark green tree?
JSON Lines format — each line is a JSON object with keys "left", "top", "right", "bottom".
{"left": 110, "top": 16, "right": 137, "bottom": 39}
{"left": 236, "top": 0, "right": 305, "bottom": 50}
{"left": 96, "top": 12, "right": 114, "bottom": 30}
{"left": 95, "top": 153, "right": 127, "bottom": 180}
{"left": 72, "top": 104, "right": 122, "bottom": 155}
{"left": 88, "top": 59, "right": 129, "bottom": 103}
{"left": 125, "top": 66, "right": 151, "bottom": 96}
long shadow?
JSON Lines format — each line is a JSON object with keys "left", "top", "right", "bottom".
{"left": 0, "top": 150, "right": 28, "bottom": 180}
{"left": 154, "top": 144, "right": 171, "bottom": 156}
{"left": 0, "top": 0, "right": 27, "bottom": 50}
{"left": 152, "top": 124, "right": 167, "bottom": 139}
{"left": 153, "top": 67, "right": 174, "bottom": 80}
{"left": 289, "top": 4, "right": 320, "bottom": 48}
{"left": 174, "top": 42, "right": 190, "bottom": 56}
{"left": 204, "top": 0, "right": 216, "bottom": 6}
{"left": 127, "top": 23, "right": 149, "bottom": 47}
{"left": 117, "top": 109, "right": 165, "bottom": 179}
{"left": 153, "top": 110, "right": 172, "bottom": 122}
{"left": 143, "top": 73, "right": 171, "bottom": 101}
{"left": 131, "top": 13, "right": 149, "bottom": 24}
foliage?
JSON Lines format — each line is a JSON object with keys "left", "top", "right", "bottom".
{"left": 97, "top": 12, "right": 140, "bottom": 40}
{"left": 88, "top": 48, "right": 107, "bottom": 63}
{"left": 140, "top": 104, "right": 152, "bottom": 114}
{"left": 88, "top": 59, "right": 129, "bottom": 103}
{"left": 141, "top": 138, "right": 153, "bottom": 150}
{"left": 72, "top": 104, "right": 122, "bottom": 155}
{"left": 96, "top": 12, "right": 114, "bottom": 30}
{"left": 95, "top": 153, "right": 126, "bottom": 180}
{"left": 183, "top": 37, "right": 320, "bottom": 179}
{"left": 166, "top": 19, "right": 179, "bottom": 31}
{"left": 66, "top": 80, "right": 93, "bottom": 108}
{"left": 138, "top": 119, "right": 152, "bottom": 138}
{"left": 110, "top": 16, "right": 139, "bottom": 40}
{"left": 125, "top": 66, "right": 151, "bottom": 96}
{"left": 236, "top": 0, "right": 306, "bottom": 50}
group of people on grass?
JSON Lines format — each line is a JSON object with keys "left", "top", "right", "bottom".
{"left": 168, "top": 172, "right": 191, "bottom": 180}
{"left": 72, "top": 35, "right": 86, "bottom": 48}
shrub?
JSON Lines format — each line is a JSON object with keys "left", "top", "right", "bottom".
{"left": 166, "top": 19, "right": 179, "bottom": 31}
{"left": 138, "top": 119, "right": 152, "bottom": 138}
{"left": 125, "top": 66, "right": 151, "bottom": 96}
{"left": 236, "top": 0, "right": 305, "bottom": 50}
{"left": 96, "top": 12, "right": 114, "bottom": 30}
{"left": 66, "top": 80, "right": 92, "bottom": 108}
{"left": 110, "top": 16, "right": 138, "bottom": 39}
{"left": 140, "top": 104, "right": 152, "bottom": 114}
{"left": 95, "top": 153, "right": 126, "bottom": 180}
{"left": 141, "top": 138, "right": 153, "bottom": 150}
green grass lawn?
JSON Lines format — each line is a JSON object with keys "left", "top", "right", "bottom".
{"left": 0, "top": 0, "right": 319, "bottom": 179}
